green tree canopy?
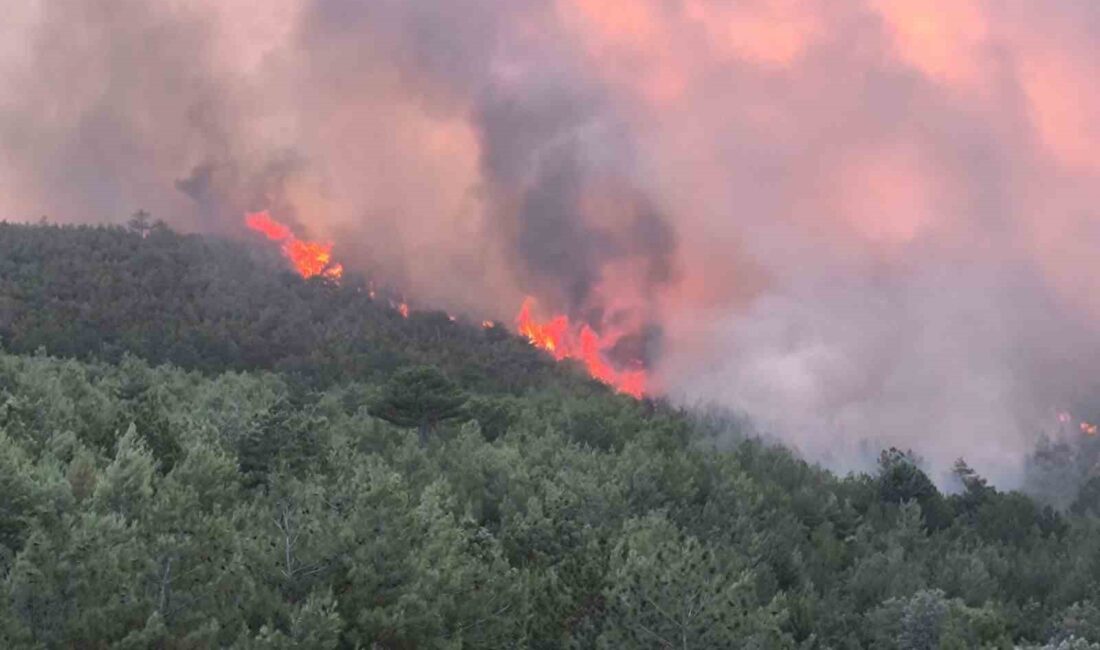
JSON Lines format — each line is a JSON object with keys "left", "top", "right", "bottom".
{"left": 371, "top": 365, "right": 468, "bottom": 445}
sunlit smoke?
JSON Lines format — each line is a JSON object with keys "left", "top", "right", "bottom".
{"left": 2, "top": 0, "right": 1099, "bottom": 486}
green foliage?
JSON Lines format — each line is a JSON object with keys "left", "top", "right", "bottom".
{"left": 371, "top": 365, "right": 468, "bottom": 445}
{"left": 877, "top": 448, "right": 951, "bottom": 529}
{"left": 1070, "top": 477, "right": 1100, "bottom": 518}
{"left": 0, "top": 346, "right": 1094, "bottom": 648}
{"left": 0, "top": 222, "right": 1098, "bottom": 647}
{"left": 464, "top": 394, "right": 520, "bottom": 442}
{"left": 596, "top": 513, "right": 792, "bottom": 648}
{"left": 0, "top": 221, "right": 596, "bottom": 396}
{"left": 1050, "top": 601, "right": 1100, "bottom": 645}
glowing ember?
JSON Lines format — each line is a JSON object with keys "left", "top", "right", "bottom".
{"left": 515, "top": 297, "right": 647, "bottom": 398}
{"left": 482, "top": 320, "right": 495, "bottom": 328}
{"left": 1056, "top": 411, "right": 1098, "bottom": 437}
{"left": 398, "top": 302, "right": 410, "bottom": 319}
{"left": 245, "top": 211, "right": 343, "bottom": 280}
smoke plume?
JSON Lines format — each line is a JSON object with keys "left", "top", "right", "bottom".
{"left": 2, "top": 0, "right": 1098, "bottom": 486}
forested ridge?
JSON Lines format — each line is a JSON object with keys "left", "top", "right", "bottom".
{"left": 0, "top": 221, "right": 595, "bottom": 396}
{"left": 1, "top": 222, "right": 1099, "bottom": 649}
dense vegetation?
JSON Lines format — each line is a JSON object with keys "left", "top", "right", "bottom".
{"left": 1, "top": 221, "right": 1099, "bottom": 649}
{"left": 0, "top": 221, "right": 584, "bottom": 395}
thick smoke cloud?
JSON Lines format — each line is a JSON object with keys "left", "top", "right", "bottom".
{"left": 1, "top": 0, "right": 1098, "bottom": 486}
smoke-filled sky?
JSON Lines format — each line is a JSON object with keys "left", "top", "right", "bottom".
{"left": 2, "top": 0, "right": 1098, "bottom": 485}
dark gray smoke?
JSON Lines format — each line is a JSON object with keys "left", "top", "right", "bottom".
{"left": 477, "top": 81, "right": 676, "bottom": 315}
{"left": 2, "top": 0, "right": 1099, "bottom": 488}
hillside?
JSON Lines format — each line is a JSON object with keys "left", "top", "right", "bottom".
{"left": 0, "top": 221, "right": 595, "bottom": 396}
{"left": 0, "top": 222, "right": 1099, "bottom": 648}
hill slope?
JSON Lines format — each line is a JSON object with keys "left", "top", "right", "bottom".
{"left": 0, "top": 221, "right": 593, "bottom": 395}
{"left": 0, "top": 222, "right": 1098, "bottom": 648}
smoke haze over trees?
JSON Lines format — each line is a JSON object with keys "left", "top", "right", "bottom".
{"left": 0, "top": 222, "right": 1098, "bottom": 647}
{"left": 2, "top": 0, "right": 1098, "bottom": 481}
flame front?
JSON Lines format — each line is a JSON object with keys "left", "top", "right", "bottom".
{"left": 245, "top": 211, "right": 344, "bottom": 280}
{"left": 516, "top": 297, "right": 647, "bottom": 398}
{"left": 245, "top": 214, "right": 647, "bottom": 398}
{"left": 516, "top": 299, "right": 570, "bottom": 359}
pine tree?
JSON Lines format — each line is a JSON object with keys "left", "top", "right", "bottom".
{"left": 127, "top": 210, "right": 152, "bottom": 238}
{"left": 371, "top": 365, "right": 467, "bottom": 446}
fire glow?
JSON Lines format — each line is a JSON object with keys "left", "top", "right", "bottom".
{"left": 516, "top": 297, "right": 647, "bottom": 398}
{"left": 245, "top": 212, "right": 647, "bottom": 398}
{"left": 1057, "top": 412, "right": 1098, "bottom": 437}
{"left": 245, "top": 211, "right": 343, "bottom": 280}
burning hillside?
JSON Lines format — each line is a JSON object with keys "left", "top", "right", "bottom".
{"left": 516, "top": 298, "right": 647, "bottom": 398}
{"left": 245, "top": 211, "right": 343, "bottom": 281}
{"left": 4, "top": 0, "right": 1100, "bottom": 483}
{"left": 247, "top": 211, "right": 648, "bottom": 397}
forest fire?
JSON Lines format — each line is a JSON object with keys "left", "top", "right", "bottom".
{"left": 246, "top": 213, "right": 646, "bottom": 397}
{"left": 245, "top": 211, "right": 343, "bottom": 280}
{"left": 516, "top": 298, "right": 647, "bottom": 398}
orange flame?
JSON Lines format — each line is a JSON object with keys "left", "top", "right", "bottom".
{"left": 245, "top": 211, "right": 344, "bottom": 280}
{"left": 516, "top": 297, "right": 647, "bottom": 398}
{"left": 516, "top": 298, "right": 571, "bottom": 359}
{"left": 1057, "top": 411, "right": 1098, "bottom": 437}
{"left": 244, "top": 213, "right": 646, "bottom": 397}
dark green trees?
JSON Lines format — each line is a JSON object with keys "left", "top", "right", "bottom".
{"left": 877, "top": 448, "right": 938, "bottom": 505}
{"left": 126, "top": 210, "right": 152, "bottom": 238}
{"left": 1071, "top": 477, "right": 1100, "bottom": 517}
{"left": 877, "top": 448, "right": 950, "bottom": 529}
{"left": 0, "top": 221, "right": 585, "bottom": 395}
{"left": 372, "top": 365, "right": 468, "bottom": 445}
{"left": 0, "top": 222, "right": 1099, "bottom": 647}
